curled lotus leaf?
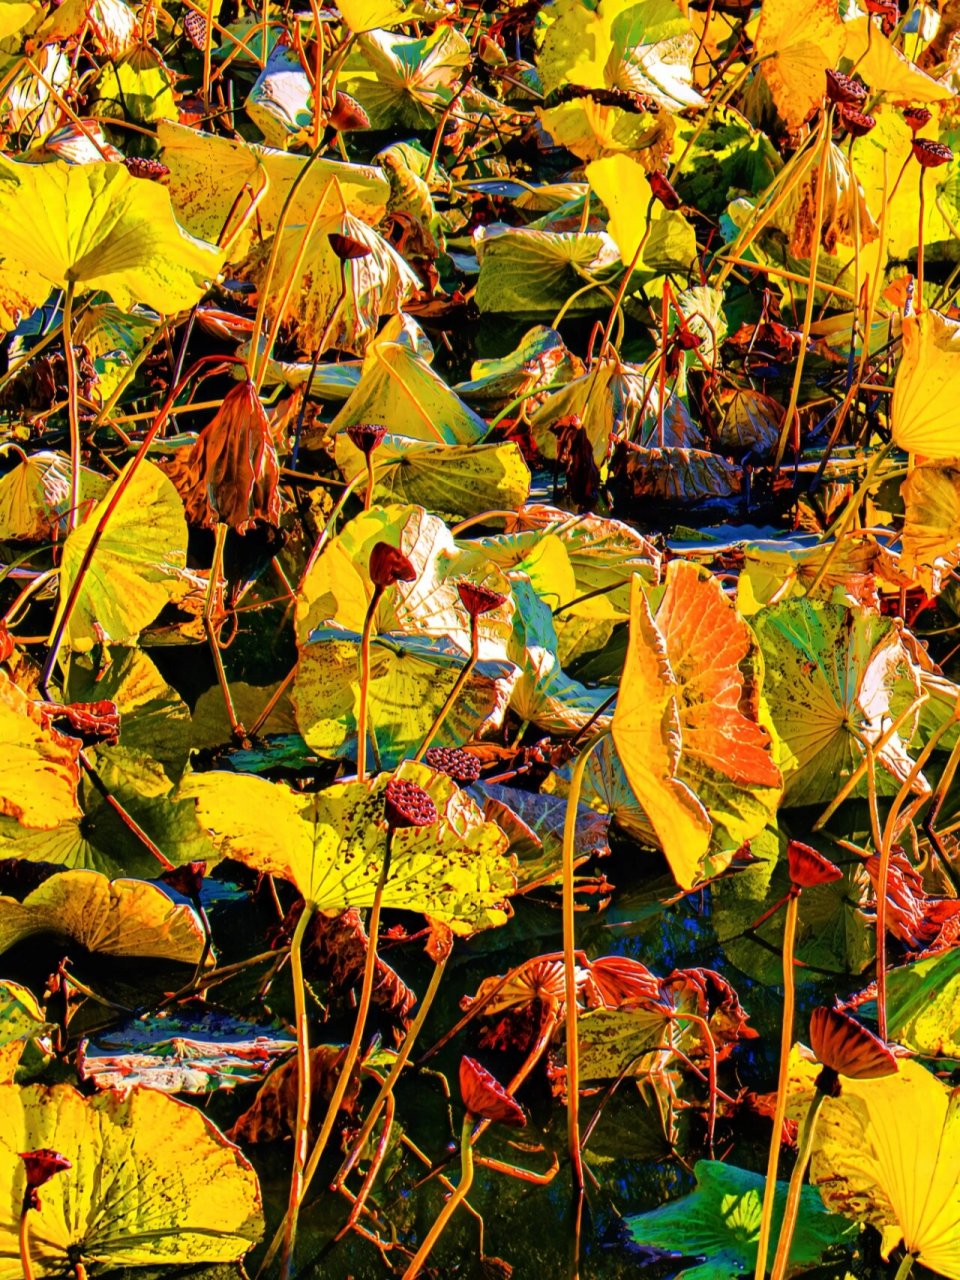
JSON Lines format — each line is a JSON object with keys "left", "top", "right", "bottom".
{"left": 0, "top": 1083, "right": 262, "bottom": 1274}
{"left": 340, "top": 26, "right": 470, "bottom": 130}
{"left": 752, "top": 599, "right": 924, "bottom": 807}
{"left": 610, "top": 443, "right": 740, "bottom": 505}
{"left": 900, "top": 460, "right": 960, "bottom": 594}
{"left": 768, "top": 136, "right": 878, "bottom": 258}
{"left": 0, "top": 671, "right": 81, "bottom": 831}
{"left": 0, "top": 451, "right": 109, "bottom": 542}
{"left": 0, "top": 870, "right": 209, "bottom": 965}
{"left": 183, "top": 761, "right": 517, "bottom": 935}
{"left": 808, "top": 1057, "right": 960, "bottom": 1276}
{"left": 892, "top": 310, "right": 960, "bottom": 457}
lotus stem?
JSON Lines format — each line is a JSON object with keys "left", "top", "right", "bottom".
{"left": 204, "top": 523, "right": 241, "bottom": 739}
{"left": 335, "top": 948, "right": 450, "bottom": 1188}
{"left": 413, "top": 614, "right": 479, "bottom": 762}
{"left": 281, "top": 898, "right": 318, "bottom": 1280}
{"left": 271, "top": 827, "right": 396, "bottom": 1279}
{"left": 400, "top": 1112, "right": 475, "bottom": 1280}
{"left": 894, "top": 1252, "right": 916, "bottom": 1280}
{"left": 19, "top": 1207, "right": 35, "bottom": 1280}
{"left": 667, "top": 1011, "right": 719, "bottom": 1157}
{"left": 917, "top": 168, "right": 926, "bottom": 312}
{"left": 769, "top": 1089, "right": 827, "bottom": 1280}
{"left": 562, "top": 728, "right": 611, "bottom": 1196}
{"left": 61, "top": 283, "right": 82, "bottom": 534}
{"left": 754, "top": 892, "right": 799, "bottom": 1280}
{"left": 356, "top": 584, "right": 383, "bottom": 782}
{"left": 363, "top": 452, "right": 376, "bottom": 512}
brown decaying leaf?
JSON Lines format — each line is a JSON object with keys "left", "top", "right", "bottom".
{"left": 229, "top": 1045, "right": 361, "bottom": 1144}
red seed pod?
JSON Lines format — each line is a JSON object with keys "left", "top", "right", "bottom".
{"left": 327, "top": 91, "right": 369, "bottom": 132}
{"left": 19, "top": 1149, "right": 71, "bottom": 1209}
{"left": 459, "top": 1056, "right": 526, "bottom": 1126}
{"left": 345, "top": 423, "right": 387, "bottom": 456}
{"left": 457, "top": 580, "right": 507, "bottom": 618}
{"left": 423, "top": 746, "right": 482, "bottom": 785}
{"left": 161, "top": 860, "right": 207, "bottom": 898}
{"left": 809, "top": 1006, "right": 897, "bottom": 1083}
{"left": 182, "top": 8, "right": 207, "bottom": 47}
{"left": 912, "top": 138, "right": 954, "bottom": 168}
{"left": 825, "top": 69, "right": 867, "bottom": 106}
{"left": 328, "top": 231, "right": 372, "bottom": 261}
{"left": 840, "top": 107, "right": 876, "bottom": 138}
{"left": 787, "top": 840, "right": 843, "bottom": 890}
{"left": 368, "top": 541, "right": 416, "bottom": 588}
{"left": 648, "top": 169, "right": 681, "bottom": 211}
{"left": 123, "top": 156, "right": 170, "bottom": 181}
{"left": 903, "top": 106, "right": 932, "bottom": 133}
{"left": 384, "top": 778, "right": 437, "bottom": 829}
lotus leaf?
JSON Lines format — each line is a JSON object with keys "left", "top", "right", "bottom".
{"left": 0, "top": 158, "right": 222, "bottom": 326}
{"left": 183, "top": 761, "right": 517, "bottom": 934}
{"left": 245, "top": 45, "right": 312, "bottom": 146}
{"left": 884, "top": 946, "right": 960, "bottom": 1057}
{"left": 752, "top": 599, "right": 924, "bottom": 806}
{"left": 0, "top": 1083, "right": 262, "bottom": 1273}
{"left": 808, "top": 1057, "right": 960, "bottom": 1276}
{"left": 54, "top": 459, "right": 188, "bottom": 650}
{"left": 892, "top": 309, "right": 960, "bottom": 457}
{"left": 0, "top": 451, "right": 109, "bottom": 542}
{"left": 900, "top": 460, "right": 960, "bottom": 592}
{"left": 474, "top": 227, "right": 621, "bottom": 316}
{"left": 626, "top": 1159, "right": 855, "bottom": 1280}
{"left": 93, "top": 46, "right": 177, "bottom": 123}
{"left": 340, "top": 26, "right": 470, "bottom": 129}
{"left": 587, "top": 153, "right": 697, "bottom": 273}
{"left": 0, "top": 670, "right": 81, "bottom": 830}
{"left": 755, "top": 0, "right": 845, "bottom": 129}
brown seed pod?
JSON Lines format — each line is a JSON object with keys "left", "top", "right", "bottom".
{"left": 787, "top": 840, "right": 843, "bottom": 890}
{"left": 368, "top": 541, "right": 416, "bottom": 588}
{"left": 384, "top": 778, "right": 437, "bottom": 829}
{"left": 912, "top": 138, "right": 953, "bottom": 168}
{"left": 457, "top": 581, "right": 507, "bottom": 618}
{"left": 345, "top": 423, "right": 387, "bottom": 456}
{"left": 459, "top": 1055, "right": 526, "bottom": 1126}
{"left": 825, "top": 69, "right": 867, "bottom": 106}
{"left": 809, "top": 1006, "right": 897, "bottom": 1088}
{"left": 423, "top": 746, "right": 482, "bottom": 785}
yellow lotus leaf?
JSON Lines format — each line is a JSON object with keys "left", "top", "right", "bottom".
{"left": 0, "top": 670, "right": 81, "bottom": 830}
{"left": 0, "top": 450, "right": 109, "bottom": 541}
{"left": 54, "top": 459, "right": 188, "bottom": 650}
{"left": 756, "top": 0, "right": 846, "bottom": 129}
{"left": 0, "top": 1083, "right": 262, "bottom": 1274}
{"left": 809, "top": 1058, "right": 960, "bottom": 1277}
{"left": 611, "top": 577, "right": 712, "bottom": 889}
{"left": 586, "top": 154, "right": 655, "bottom": 266}
{"left": 246, "top": 178, "right": 418, "bottom": 358}
{"left": 93, "top": 45, "right": 177, "bottom": 124}
{"left": 0, "top": 982, "right": 48, "bottom": 1083}
{"left": 892, "top": 309, "right": 960, "bottom": 457}
{"left": 183, "top": 762, "right": 517, "bottom": 934}
{"left": 40, "top": 0, "right": 139, "bottom": 58}
{"left": 158, "top": 120, "right": 389, "bottom": 263}
{"left": 538, "top": 97, "right": 673, "bottom": 163}
{"left": 0, "top": 158, "right": 222, "bottom": 327}
{"left": 900, "top": 460, "right": 960, "bottom": 593}
{"left": 337, "top": 0, "right": 451, "bottom": 31}
{"left": 842, "top": 16, "right": 953, "bottom": 103}
{"left": 0, "top": 0, "right": 41, "bottom": 38}
{"left": 0, "top": 870, "right": 208, "bottom": 965}
{"left": 769, "top": 136, "right": 878, "bottom": 258}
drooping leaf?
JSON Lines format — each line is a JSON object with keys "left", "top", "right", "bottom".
{"left": 900, "top": 460, "right": 960, "bottom": 593}
{"left": 752, "top": 599, "right": 924, "bottom": 807}
{"left": 587, "top": 153, "right": 696, "bottom": 272}
{"left": 244, "top": 44, "right": 312, "bottom": 147}
{"left": 0, "top": 1083, "right": 263, "bottom": 1273}
{"left": 892, "top": 309, "right": 960, "bottom": 457}
{"left": 183, "top": 761, "right": 517, "bottom": 934}
{"left": 842, "top": 16, "right": 953, "bottom": 104}
{"left": 93, "top": 45, "right": 178, "bottom": 123}
{"left": 0, "top": 671, "right": 81, "bottom": 831}
{"left": 0, "top": 158, "right": 222, "bottom": 326}
{"left": 53, "top": 460, "right": 189, "bottom": 650}
{"left": 808, "top": 1057, "right": 960, "bottom": 1276}
{"left": 626, "top": 1159, "right": 854, "bottom": 1280}
{"left": 885, "top": 946, "right": 960, "bottom": 1058}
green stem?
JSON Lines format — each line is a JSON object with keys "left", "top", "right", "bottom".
{"left": 363, "top": 453, "right": 376, "bottom": 511}
{"left": 267, "top": 827, "right": 397, "bottom": 1280}
{"left": 754, "top": 892, "right": 799, "bottom": 1280}
{"left": 563, "top": 728, "right": 611, "bottom": 1196}
{"left": 356, "top": 586, "right": 383, "bottom": 782}
{"left": 400, "top": 1113, "right": 475, "bottom": 1280}
{"left": 769, "top": 1090, "right": 827, "bottom": 1280}
{"left": 894, "top": 1252, "right": 916, "bottom": 1280}
{"left": 413, "top": 616, "right": 479, "bottom": 762}
{"left": 281, "top": 899, "right": 318, "bottom": 1280}
{"left": 62, "top": 283, "right": 81, "bottom": 533}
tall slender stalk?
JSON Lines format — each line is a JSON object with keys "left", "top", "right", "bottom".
{"left": 399, "top": 1113, "right": 474, "bottom": 1280}
{"left": 413, "top": 615, "right": 479, "bottom": 762}
{"left": 281, "top": 899, "right": 318, "bottom": 1279}
{"left": 769, "top": 1090, "right": 828, "bottom": 1280}
{"left": 61, "top": 284, "right": 82, "bottom": 533}
{"left": 356, "top": 585, "right": 383, "bottom": 782}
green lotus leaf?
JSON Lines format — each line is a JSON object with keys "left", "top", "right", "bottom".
{"left": 474, "top": 781, "right": 610, "bottom": 890}
{"left": 340, "top": 26, "right": 469, "bottom": 130}
{"left": 93, "top": 45, "right": 177, "bottom": 123}
{"left": 453, "top": 325, "right": 578, "bottom": 410}
{"left": 0, "top": 870, "right": 208, "bottom": 965}
{"left": 0, "top": 671, "right": 81, "bottom": 831}
{"left": 474, "top": 227, "right": 621, "bottom": 316}
{"left": 0, "top": 981, "right": 49, "bottom": 1081}
{"left": 335, "top": 433, "right": 530, "bottom": 521}
{"left": 0, "top": 1083, "right": 262, "bottom": 1274}
{"left": 0, "top": 158, "right": 222, "bottom": 326}
{"left": 626, "top": 1159, "right": 854, "bottom": 1280}
{"left": 293, "top": 626, "right": 518, "bottom": 765}
{"left": 885, "top": 946, "right": 960, "bottom": 1058}
{"left": 158, "top": 120, "right": 389, "bottom": 263}
{"left": 183, "top": 761, "right": 517, "bottom": 934}
{"left": 672, "top": 107, "right": 781, "bottom": 218}
{"left": 329, "top": 340, "right": 488, "bottom": 445}
{"left": 54, "top": 459, "right": 188, "bottom": 651}
{"left": 0, "top": 450, "right": 109, "bottom": 542}
{"left": 296, "top": 504, "right": 514, "bottom": 660}
{"left": 752, "top": 600, "right": 924, "bottom": 807}
{"left": 245, "top": 179, "right": 418, "bottom": 358}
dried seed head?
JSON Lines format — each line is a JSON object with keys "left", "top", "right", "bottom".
{"left": 648, "top": 170, "right": 681, "bottom": 210}
{"left": 328, "top": 231, "right": 372, "bottom": 261}
{"left": 182, "top": 8, "right": 207, "bottom": 47}
{"left": 903, "top": 106, "right": 932, "bottom": 133}
{"left": 787, "top": 840, "right": 843, "bottom": 890}
{"left": 345, "top": 423, "right": 387, "bottom": 456}
{"left": 840, "top": 107, "right": 876, "bottom": 138}
{"left": 327, "top": 91, "right": 369, "bottom": 132}
{"left": 384, "top": 778, "right": 437, "bottom": 829}
{"left": 161, "top": 860, "right": 207, "bottom": 899}
{"left": 20, "top": 1149, "right": 72, "bottom": 1191}
{"left": 423, "top": 746, "right": 482, "bottom": 785}
{"left": 459, "top": 1056, "right": 526, "bottom": 1126}
{"left": 457, "top": 580, "right": 507, "bottom": 618}
{"left": 825, "top": 69, "right": 867, "bottom": 106}
{"left": 912, "top": 138, "right": 953, "bottom": 168}
{"left": 809, "top": 1006, "right": 897, "bottom": 1087}
{"left": 368, "top": 541, "right": 416, "bottom": 588}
